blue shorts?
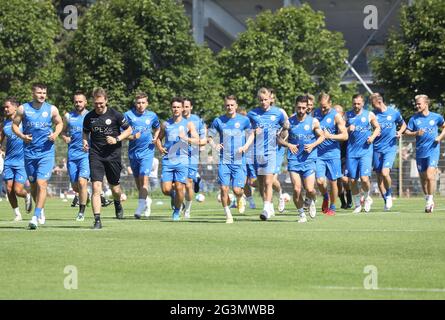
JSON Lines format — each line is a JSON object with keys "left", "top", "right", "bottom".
{"left": 188, "top": 164, "right": 198, "bottom": 182}
{"left": 255, "top": 153, "right": 276, "bottom": 175}
{"left": 288, "top": 161, "right": 316, "bottom": 179}
{"left": 68, "top": 157, "right": 90, "bottom": 182}
{"left": 316, "top": 158, "right": 342, "bottom": 180}
{"left": 246, "top": 164, "right": 257, "bottom": 179}
{"left": 218, "top": 164, "right": 246, "bottom": 188}
{"left": 346, "top": 156, "right": 372, "bottom": 179}
{"left": 3, "top": 165, "right": 27, "bottom": 184}
{"left": 130, "top": 155, "right": 154, "bottom": 178}
{"left": 417, "top": 155, "right": 439, "bottom": 173}
{"left": 373, "top": 151, "right": 396, "bottom": 172}
{"left": 161, "top": 163, "right": 187, "bottom": 184}
{"left": 25, "top": 157, "right": 54, "bottom": 182}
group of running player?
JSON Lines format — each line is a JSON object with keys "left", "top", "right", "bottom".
{"left": 1, "top": 84, "right": 444, "bottom": 229}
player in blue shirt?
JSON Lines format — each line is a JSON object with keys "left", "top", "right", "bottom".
{"left": 61, "top": 92, "right": 90, "bottom": 221}
{"left": 156, "top": 97, "right": 199, "bottom": 221}
{"left": 269, "top": 89, "right": 289, "bottom": 214}
{"left": 124, "top": 93, "right": 160, "bottom": 219}
{"left": 238, "top": 107, "right": 258, "bottom": 209}
{"left": 370, "top": 93, "right": 406, "bottom": 211}
{"left": 404, "top": 94, "right": 445, "bottom": 213}
{"left": 345, "top": 94, "right": 381, "bottom": 214}
{"left": 248, "top": 88, "right": 288, "bottom": 221}
{"left": 0, "top": 98, "right": 32, "bottom": 221}
{"left": 12, "top": 83, "right": 63, "bottom": 230}
{"left": 182, "top": 98, "right": 207, "bottom": 219}
{"left": 314, "top": 93, "right": 348, "bottom": 216}
{"left": 208, "top": 95, "right": 254, "bottom": 223}
{"left": 278, "top": 95, "right": 324, "bottom": 223}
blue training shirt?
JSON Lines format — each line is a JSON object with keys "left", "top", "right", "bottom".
{"left": 373, "top": 107, "right": 404, "bottom": 153}
{"left": 162, "top": 118, "right": 189, "bottom": 165}
{"left": 124, "top": 108, "right": 160, "bottom": 160}
{"left": 287, "top": 115, "right": 317, "bottom": 164}
{"left": 185, "top": 113, "right": 206, "bottom": 167}
{"left": 22, "top": 102, "right": 55, "bottom": 159}
{"left": 2, "top": 119, "right": 24, "bottom": 166}
{"left": 66, "top": 110, "right": 89, "bottom": 161}
{"left": 247, "top": 106, "right": 286, "bottom": 157}
{"left": 209, "top": 113, "right": 252, "bottom": 165}
{"left": 345, "top": 109, "right": 373, "bottom": 158}
{"left": 407, "top": 112, "right": 444, "bottom": 158}
{"left": 314, "top": 108, "right": 340, "bottom": 160}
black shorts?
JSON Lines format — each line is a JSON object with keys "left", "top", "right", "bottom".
{"left": 89, "top": 156, "right": 122, "bottom": 185}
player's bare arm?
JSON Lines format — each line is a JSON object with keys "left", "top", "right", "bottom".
{"left": 12, "top": 105, "right": 32, "bottom": 143}
{"left": 181, "top": 121, "right": 199, "bottom": 145}
{"left": 239, "top": 128, "right": 255, "bottom": 154}
{"left": 324, "top": 113, "right": 348, "bottom": 141}
{"left": 48, "top": 105, "right": 63, "bottom": 142}
{"left": 396, "top": 121, "right": 407, "bottom": 138}
{"left": 151, "top": 126, "right": 161, "bottom": 143}
{"left": 367, "top": 112, "right": 381, "bottom": 144}
{"left": 435, "top": 123, "right": 445, "bottom": 143}
{"left": 82, "top": 132, "right": 89, "bottom": 152}
{"left": 155, "top": 122, "right": 168, "bottom": 155}
{"left": 61, "top": 112, "right": 71, "bottom": 144}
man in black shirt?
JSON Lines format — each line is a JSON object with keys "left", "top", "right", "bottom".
{"left": 83, "top": 88, "right": 132, "bottom": 229}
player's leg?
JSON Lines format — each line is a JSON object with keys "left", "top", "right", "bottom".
{"left": 302, "top": 163, "right": 317, "bottom": 219}
{"left": 273, "top": 174, "right": 286, "bottom": 213}
{"left": 68, "top": 159, "right": 82, "bottom": 220}
{"left": 232, "top": 165, "right": 247, "bottom": 215}
{"left": 218, "top": 164, "right": 232, "bottom": 222}
{"left": 326, "top": 158, "right": 342, "bottom": 215}
{"left": 5, "top": 178, "right": 21, "bottom": 221}
{"left": 89, "top": 156, "right": 106, "bottom": 229}
{"left": 289, "top": 171, "right": 306, "bottom": 223}
{"left": 28, "top": 156, "right": 54, "bottom": 228}
{"left": 424, "top": 156, "right": 438, "bottom": 212}
{"left": 316, "top": 159, "right": 329, "bottom": 213}
{"left": 359, "top": 155, "right": 373, "bottom": 213}
{"left": 220, "top": 185, "right": 233, "bottom": 223}
{"left": 91, "top": 180, "right": 103, "bottom": 229}
{"left": 170, "top": 164, "right": 187, "bottom": 221}
{"left": 245, "top": 164, "right": 257, "bottom": 209}
{"left": 104, "top": 160, "right": 124, "bottom": 219}
{"left": 380, "top": 168, "right": 392, "bottom": 210}
{"left": 347, "top": 157, "right": 362, "bottom": 213}
{"left": 337, "top": 178, "right": 346, "bottom": 209}
{"left": 259, "top": 173, "right": 275, "bottom": 220}
{"left": 184, "top": 165, "right": 197, "bottom": 218}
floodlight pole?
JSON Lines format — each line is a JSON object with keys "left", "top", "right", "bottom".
{"left": 343, "top": 59, "right": 374, "bottom": 94}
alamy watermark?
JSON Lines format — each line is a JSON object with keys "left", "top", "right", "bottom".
{"left": 363, "top": 265, "right": 378, "bottom": 290}
{"left": 63, "top": 5, "right": 78, "bottom": 30}
{"left": 64, "top": 265, "right": 78, "bottom": 290}
{"left": 363, "top": 5, "right": 378, "bottom": 30}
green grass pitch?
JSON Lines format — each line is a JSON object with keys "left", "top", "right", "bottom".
{"left": 1, "top": 194, "right": 445, "bottom": 300}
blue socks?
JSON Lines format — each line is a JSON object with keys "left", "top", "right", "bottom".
{"left": 34, "top": 207, "right": 42, "bottom": 218}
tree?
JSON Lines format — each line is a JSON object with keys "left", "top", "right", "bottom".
{"left": 0, "top": 0, "right": 62, "bottom": 103}
{"left": 373, "top": 0, "right": 445, "bottom": 118}
{"left": 217, "top": 4, "right": 349, "bottom": 114}
{"left": 63, "top": 0, "right": 223, "bottom": 121}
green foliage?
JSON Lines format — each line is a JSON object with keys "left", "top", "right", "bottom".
{"left": 63, "top": 0, "right": 222, "bottom": 121}
{"left": 373, "top": 0, "right": 445, "bottom": 119}
{"left": 217, "top": 5, "right": 348, "bottom": 114}
{"left": 0, "top": 0, "right": 62, "bottom": 104}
